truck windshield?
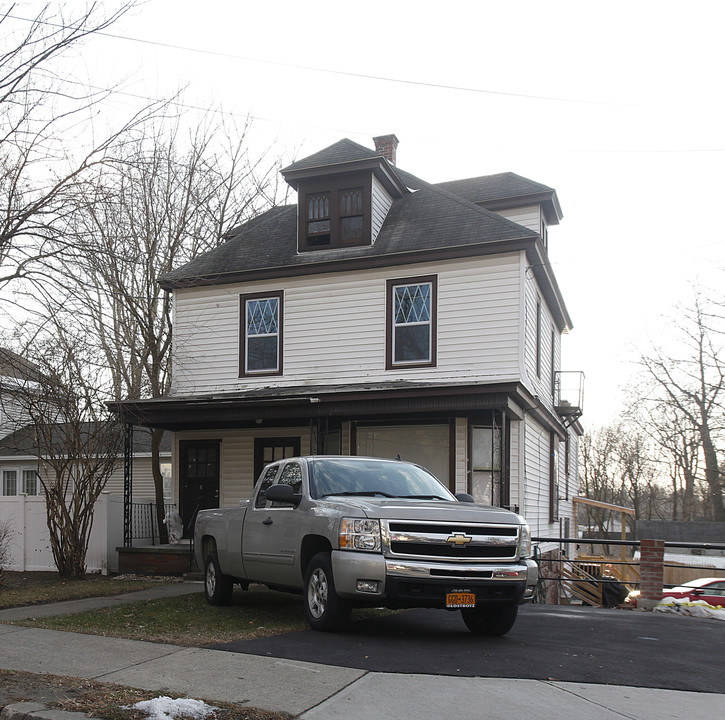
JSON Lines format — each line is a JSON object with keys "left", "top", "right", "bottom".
{"left": 309, "top": 458, "right": 456, "bottom": 501}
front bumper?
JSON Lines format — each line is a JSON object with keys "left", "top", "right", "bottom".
{"left": 332, "top": 551, "right": 538, "bottom": 608}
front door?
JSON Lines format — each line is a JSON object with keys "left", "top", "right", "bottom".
{"left": 253, "top": 437, "right": 300, "bottom": 484}
{"left": 179, "top": 440, "right": 221, "bottom": 538}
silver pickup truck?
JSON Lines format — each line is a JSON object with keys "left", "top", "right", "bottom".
{"left": 194, "top": 455, "right": 537, "bottom": 635}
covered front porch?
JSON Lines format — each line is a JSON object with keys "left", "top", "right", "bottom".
{"left": 111, "top": 380, "right": 567, "bottom": 568}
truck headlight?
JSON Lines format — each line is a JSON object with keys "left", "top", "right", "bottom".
{"left": 339, "top": 518, "right": 381, "bottom": 552}
{"left": 518, "top": 523, "right": 532, "bottom": 558}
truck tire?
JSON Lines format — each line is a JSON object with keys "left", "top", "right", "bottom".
{"left": 204, "top": 551, "right": 233, "bottom": 606}
{"left": 303, "top": 552, "right": 352, "bottom": 632}
{"left": 461, "top": 605, "right": 518, "bottom": 636}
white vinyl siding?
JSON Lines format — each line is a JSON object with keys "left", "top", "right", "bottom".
{"left": 171, "top": 255, "right": 524, "bottom": 396}
{"left": 523, "top": 264, "right": 559, "bottom": 414}
{"left": 521, "top": 415, "right": 552, "bottom": 537}
{"left": 103, "top": 455, "right": 170, "bottom": 499}
{"left": 0, "top": 394, "right": 31, "bottom": 440}
{"left": 371, "top": 175, "right": 393, "bottom": 243}
{"left": 495, "top": 205, "right": 541, "bottom": 233}
{"left": 509, "top": 420, "right": 521, "bottom": 512}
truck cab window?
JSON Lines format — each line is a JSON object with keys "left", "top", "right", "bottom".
{"left": 255, "top": 465, "right": 280, "bottom": 508}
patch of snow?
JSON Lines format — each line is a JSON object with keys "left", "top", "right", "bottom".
{"left": 654, "top": 597, "right": 725, "bottom": 621}
{"left": 129, "top": 696, "right": 218, "bottom": 720}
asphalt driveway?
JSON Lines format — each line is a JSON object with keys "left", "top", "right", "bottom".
{"left": 208, "top": 604, "right": 725, "bottom": 693}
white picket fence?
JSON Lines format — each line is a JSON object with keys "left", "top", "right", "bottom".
{"left": 0, "top": 492, "right": 124, "bottom": 574}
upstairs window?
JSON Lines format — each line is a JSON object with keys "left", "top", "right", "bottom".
{"left": 298, "top": 174, "right": 370, "bottom": 251}
{"left": 306, "top": 192, "right": 330, "bottom": 247}
{"left": 386, "top": 275, "right": 437, "bottom": 369}
{"left": 240, "top": 291, "right": 283, "bottom": 377}
{"left": 338, "top": 187, "right": 364, "bottom": 243}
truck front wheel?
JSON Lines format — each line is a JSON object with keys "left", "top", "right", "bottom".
{"left": 204, "top": 551, "right": 233, "bottom": 606}
{"left": 303, "top": 552, "right": 351, "bottom": 632}
{"left": 461, "top": 605, "right": 518, "bottom": 636}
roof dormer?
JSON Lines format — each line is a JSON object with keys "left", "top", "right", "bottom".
{"left": 281, "top": 137, "right": 407, "bottom": 253}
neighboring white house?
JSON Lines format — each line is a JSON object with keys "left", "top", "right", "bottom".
{"left": 112, "top": 135, "right": 584, "bottom": 547}
{"left": 0, "top": 349, "right": 173, "bottom": 571}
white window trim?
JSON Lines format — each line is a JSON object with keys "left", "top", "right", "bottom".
{"left": 1, "top": 466, "right": 20, "bottom": 496}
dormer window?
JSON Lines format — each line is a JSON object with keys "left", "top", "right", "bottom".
{"left": 306, "top": 192, "right": 330, "bottom": 246}
{"left": 298, "top": 174, "right": 371, "bottom": 251}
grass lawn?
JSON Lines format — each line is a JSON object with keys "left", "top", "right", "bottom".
{"left": 14, "top": 586, "right": 311, "bottom": 644}
{"left": 0, "top": 571, "right": 178, "bottom": 609}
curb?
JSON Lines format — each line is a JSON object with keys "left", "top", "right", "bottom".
{"left": 0, "top": 702, "right": 89, "bottom": 720}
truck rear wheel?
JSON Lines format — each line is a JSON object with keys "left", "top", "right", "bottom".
{"left": 461, "top": 605, "right": 518, "bottom": 636}
{"left": 303, "top": 552, "right": 351, "bottom": 632}
{"left": 204, "top": 551, "right": 233, "bottom": 606}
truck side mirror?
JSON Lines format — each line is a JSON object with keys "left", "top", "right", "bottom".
{"left": 455, "top": 493, "right": 475, "bottom": 503}
{"left": 265, "top": 483, "right": 301, "bottom": 507}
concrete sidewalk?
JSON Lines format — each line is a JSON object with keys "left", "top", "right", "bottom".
{"left": 1, "top": 584, "right": 723, "bottom": 719}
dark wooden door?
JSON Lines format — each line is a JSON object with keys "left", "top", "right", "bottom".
{"left": 179, "top": 440, "right": 220, "bottom": 538}
{"left": 253, "top": 437, "right": 300, "bottom": 485}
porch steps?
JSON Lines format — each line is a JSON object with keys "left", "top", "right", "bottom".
{"left": 117, "top": 543, "right": 198, "bottom": 576}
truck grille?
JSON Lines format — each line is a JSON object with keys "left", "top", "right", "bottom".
{"left": 385, "top": 521, "right": 520, "bottom": 561}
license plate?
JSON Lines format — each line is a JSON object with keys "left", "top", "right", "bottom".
{"left": 446, "top": 591, "right": 476, "bottom": 608}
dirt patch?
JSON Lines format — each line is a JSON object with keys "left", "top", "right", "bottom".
{"left": 1, "top": 570, "right": 85, "bottom": 590}
{"left": 0, "top": 669, "right": 291, "bottom": 720}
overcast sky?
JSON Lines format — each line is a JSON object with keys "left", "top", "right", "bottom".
{"left": 13, "top": 0, "right": 725, "bottom": 426}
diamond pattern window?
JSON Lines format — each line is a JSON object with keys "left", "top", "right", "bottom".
{"left": 240, "top": 292, "right": 283, "bottom": 376}
{"left": 386, "top": 275, "right": 437, "bottom": 368}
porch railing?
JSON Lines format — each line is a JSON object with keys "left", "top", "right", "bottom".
{"left": 532, "top": 537, "right": 725, "bottom": 606}
{"left": 131, "top": 502, "right": 176, "bottom": 545}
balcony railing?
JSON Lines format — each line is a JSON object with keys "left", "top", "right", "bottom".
{"left": 554, "top": 371, "right": 584, "bottom": 426}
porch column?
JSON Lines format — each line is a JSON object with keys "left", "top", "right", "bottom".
{"left": 123, "top": 422, "right": 133, "bottom": 547}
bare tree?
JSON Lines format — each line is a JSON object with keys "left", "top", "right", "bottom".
{"left": 637, "top": 293, "right": 725, "bottom": 522}
{"left": 616, "top": 430, "right": 664, "bottom": 525}
{"left": 0, "top": 1, "right": 162, "bottom": 286}
{"left": 28, "top": 116, "right": 281, "bottom": 541}
{"left": 0, "top": 515, "right": 12, "bottom": 581}
{"left": 579, "top": 427, "right": 620, "bottom": 537}
{"left": 627, "top": 396, "right": 702, "bottom": 521}
{"left": 4, "top": 332, "right": 122, "bottom": 577}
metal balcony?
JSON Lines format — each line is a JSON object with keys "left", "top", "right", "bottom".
{"left": 554, "top": 371, "right": 584, "bottom": 427}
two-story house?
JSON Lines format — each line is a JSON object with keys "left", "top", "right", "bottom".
{"left": 112, "top": 135, "right": 583, "bottom": 545}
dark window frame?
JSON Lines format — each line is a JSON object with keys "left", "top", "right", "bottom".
{"left": 385, "top": 274, "right": 438, "bottom": 370}
{"left": 297, "top": 173, "right": 372, "bottom": 252}
{"left": 239, "top": 290, "right": 284, "bottom": 377}
{"left": 550, "top": 326, "right": 556, "bottom": 401}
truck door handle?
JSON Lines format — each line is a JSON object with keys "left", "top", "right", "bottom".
{"left": 262, "top": 517, "right": 273, "bottom": 526}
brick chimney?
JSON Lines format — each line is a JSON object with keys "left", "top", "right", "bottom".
{"left": 373, "top": 134, "right": 399, "bottom": 165}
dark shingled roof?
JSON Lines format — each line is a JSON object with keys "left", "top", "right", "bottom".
{"left": 435, "top": 172, "right": 562, "bottom": 224}
{"left": 0, "top": 348, "right": 44, "bottom": 384}
{"left": 160, "top": 157, "right": 538, "bottom": 288}
{"left": 157, "top": 137, "right": 571, "bottom": 331}
{"left": 435, "top": 172, "right": 553, "bottom": 202}
{"left": 0, "top": 423, "right": 171, "bottom": 457}
{"left": 281, "top": 138, "right": 381, "bottom": 173}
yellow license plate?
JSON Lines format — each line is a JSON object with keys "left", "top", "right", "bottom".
{"left": 446, "top": 592, "right": 476, "bottom": 608}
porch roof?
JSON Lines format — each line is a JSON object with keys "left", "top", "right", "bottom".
{"left": 108, "top": 381, "right": 566, "bottom": 436}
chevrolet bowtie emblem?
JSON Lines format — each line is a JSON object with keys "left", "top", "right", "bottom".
{"left": 446, "top": 532, "right": 473, "bottom": 546}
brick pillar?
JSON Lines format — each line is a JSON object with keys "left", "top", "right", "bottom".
{"left": 639, "top": 539, "right": 665, "bottom": 610}
{"left": 373, "top": 134, "right": 399, "bottom": 165}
